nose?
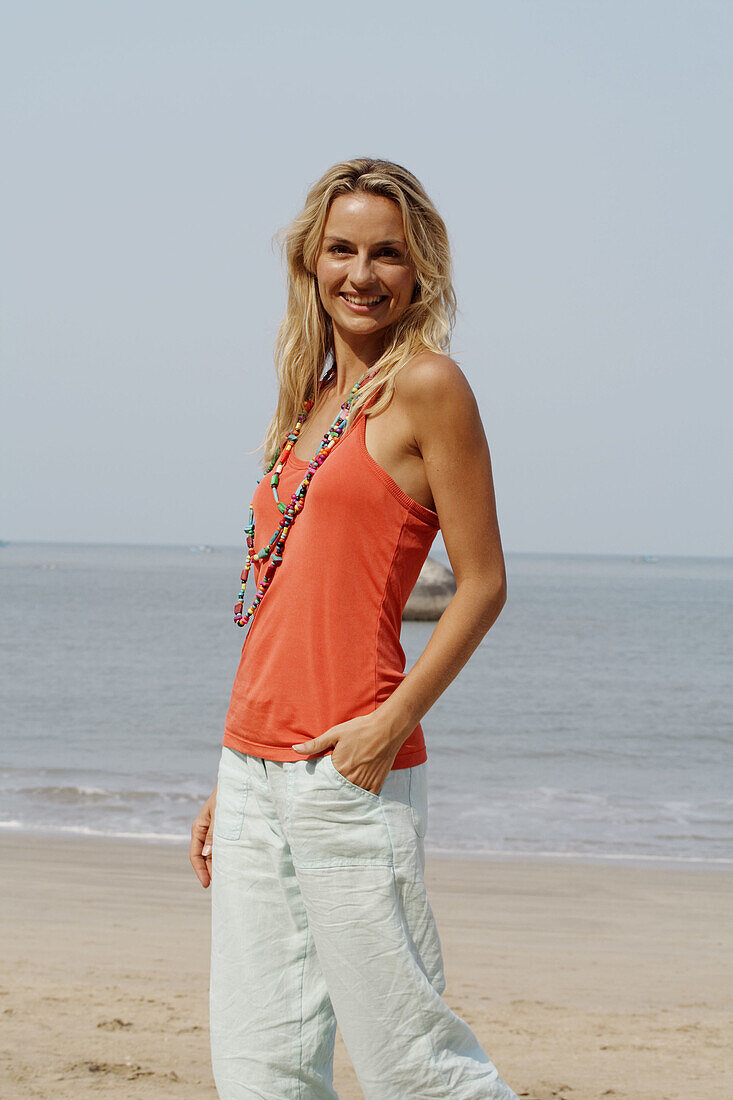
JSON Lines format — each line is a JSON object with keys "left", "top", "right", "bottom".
{"left": 348, "top": 250, "right": 379, "bottom": 289}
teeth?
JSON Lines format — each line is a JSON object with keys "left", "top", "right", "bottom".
{"left": 342, "top": 293, "right": 384, "bottom": 306}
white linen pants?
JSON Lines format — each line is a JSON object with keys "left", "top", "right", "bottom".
{"left": 210, "top": 745, "right": 518, "bottom": 1100}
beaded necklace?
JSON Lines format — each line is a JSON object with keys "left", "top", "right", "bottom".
{"left": 233, "top": 364, "right": 379, "bottom": 627}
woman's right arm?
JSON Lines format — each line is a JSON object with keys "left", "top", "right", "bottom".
{"left": 190, "top": 785, "right": 217, "bottom": 888}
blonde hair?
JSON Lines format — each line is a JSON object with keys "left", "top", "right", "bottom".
{"left": 258, "top": 157, "right": 457, "bottom": 469}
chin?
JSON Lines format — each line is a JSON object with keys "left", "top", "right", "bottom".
{"left": 335, "top": 313, "right": 386, "bottom": 331}
{"left": 338, "top": 304, "right": 396, "bottom": 324}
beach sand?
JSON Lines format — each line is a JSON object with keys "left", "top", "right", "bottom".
{"left": 1, "top": 834, "right": 730, "bottom": 1099}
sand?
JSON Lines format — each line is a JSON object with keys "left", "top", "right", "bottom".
{"left": 1, "top": 834, "right": 730, "bottom": 1099}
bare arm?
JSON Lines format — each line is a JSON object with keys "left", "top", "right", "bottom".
{"left": 377, "top": 354, "right": 507, "bottom": 745}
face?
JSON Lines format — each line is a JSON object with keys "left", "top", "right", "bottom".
{"left": 315, "top": 193, "right": 417, "bottom": 340}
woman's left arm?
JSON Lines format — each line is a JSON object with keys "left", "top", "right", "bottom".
{"left": 375, "top": 354, "right": 507, "bottom": 748}
{"left": 293, "top": 355, "right": 507, "bottom": 792}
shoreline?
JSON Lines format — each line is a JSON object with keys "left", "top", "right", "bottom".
{"left": 2, "top": 832, "right": 732, "bottom": 1099}
{"left": 1, "top": 823, "right": 731, "bottom": 872}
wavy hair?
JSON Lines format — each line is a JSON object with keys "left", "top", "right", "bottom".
{"left": 258, "top": 157, "right": 457, "bottom": 469}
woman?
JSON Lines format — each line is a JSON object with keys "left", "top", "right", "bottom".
{"left": 191, "top": 158, "right": 518, "bottom": 1100}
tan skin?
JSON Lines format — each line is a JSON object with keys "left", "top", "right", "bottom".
{"left": 190, "top": 192, "right": 506, "bottom": 888}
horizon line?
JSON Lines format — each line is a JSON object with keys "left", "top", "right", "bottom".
{"left": 2, "top": 539, "right": 731, "bottom": 563}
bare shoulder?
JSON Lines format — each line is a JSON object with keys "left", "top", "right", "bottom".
{"left": 396, "top": 351, "right": 470, "bottom": 398}
{"left": 394, "top": 352, "right": 481, "bottom": 448}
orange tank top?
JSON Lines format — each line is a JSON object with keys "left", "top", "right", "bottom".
{"left": 222, "top": 394, "right": 440, "bottom": 769}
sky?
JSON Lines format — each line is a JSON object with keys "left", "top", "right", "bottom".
{"left": 1, "top": 0, "right": 731, "bottom": 556}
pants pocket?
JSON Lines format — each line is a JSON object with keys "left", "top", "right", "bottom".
{"left": 213, "top": 751, "right": 249, "bottom": 841}
{"left": 290, "top": 756, "right": 393, "bottom": 868}
{"left": 326, "top": 754, "right": 381, "bottom": 800}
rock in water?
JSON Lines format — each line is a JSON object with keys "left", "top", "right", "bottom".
{"left": 403, "top": 556, "right": 456, "bottom": 621}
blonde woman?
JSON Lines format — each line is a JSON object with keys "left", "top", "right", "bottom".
{"left": 191, "top": 158, "right": 518, "bottom": 1099}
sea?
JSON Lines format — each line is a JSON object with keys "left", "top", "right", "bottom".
{"left": 1, "top": 542, "right": 731, "bottom": 869}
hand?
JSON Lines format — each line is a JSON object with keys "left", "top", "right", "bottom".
{"left": 190, "top": 785, "right": 217, "bottom": 888}
{"left": 292, "top": 713, "right": 402, "bottom": 795}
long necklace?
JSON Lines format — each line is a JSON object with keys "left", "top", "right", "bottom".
{"left": 234, "top": 364, "right": 378, "bottom": 627}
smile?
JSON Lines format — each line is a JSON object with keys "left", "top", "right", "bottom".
{"left": 340, "top": 293, "right": 387, "bottom": 311}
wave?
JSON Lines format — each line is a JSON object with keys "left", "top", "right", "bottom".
{"left": 0, "top": 820, "right": 188, "bottom": 843}
{"left": 6, "top": 785, "right": 207, "bottom": 805}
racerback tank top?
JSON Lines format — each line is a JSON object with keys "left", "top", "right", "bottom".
{"left": 222, "top": 393, "right": 440, "bottom": 769}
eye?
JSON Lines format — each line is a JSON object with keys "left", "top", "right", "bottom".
{"left": 378, "top": 248, "right": 402, "bottom": 259}
{"left": 328, "top": 244, "right": 350, "bottom": 254}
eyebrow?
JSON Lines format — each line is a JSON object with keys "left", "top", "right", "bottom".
{"left": 323, "top": 236, "right": 406, "bottom": 248}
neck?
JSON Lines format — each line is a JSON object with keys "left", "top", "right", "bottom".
{"left": 329, "top": 326, "right": 386, "bottom": 399}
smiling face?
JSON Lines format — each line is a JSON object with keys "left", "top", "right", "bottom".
{"left": 315, "top": 192, "right": 417, "bottom": 344}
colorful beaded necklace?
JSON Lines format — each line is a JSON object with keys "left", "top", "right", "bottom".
{"left": 233, "top": 363, "right": 379, "bottom": 627}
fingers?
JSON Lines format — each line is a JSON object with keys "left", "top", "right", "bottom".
{"left": 190, "top": 814, "right": 212, "bottom": 889}
{"left": 292, "top": 736, "right": 331, "bottom": 754}
{"left": 190, "top": 847, "right": 211, "bottom": 888}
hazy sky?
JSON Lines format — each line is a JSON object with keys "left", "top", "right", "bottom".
{"left": 2, "top": 1, "right": 731, "bottom": 556}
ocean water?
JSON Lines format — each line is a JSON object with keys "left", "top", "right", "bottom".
{"left": 1, "top": 542, "right": 731, "bottom": 867}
